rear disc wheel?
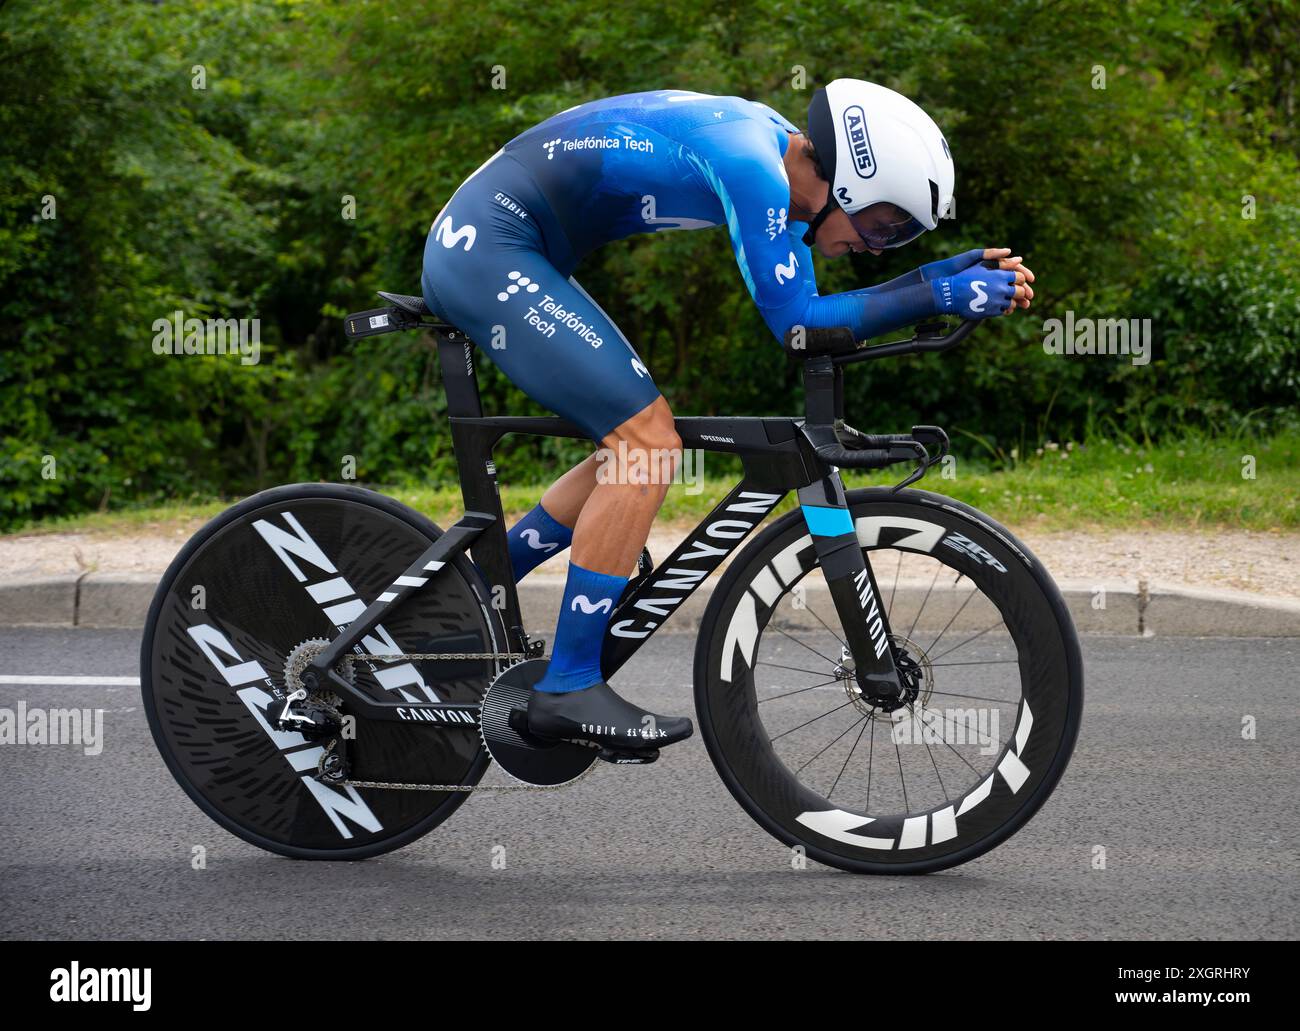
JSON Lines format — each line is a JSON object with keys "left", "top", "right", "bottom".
{"left": 139, "top": 483, "right": 502, "bottom": 860}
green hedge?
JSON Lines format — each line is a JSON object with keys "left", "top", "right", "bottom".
{"left": 2, "top": 0, "right": 1297, "bottom": 528}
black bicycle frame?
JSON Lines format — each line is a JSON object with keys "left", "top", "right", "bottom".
{"left": 307, "top": 317, "right": 970, "bottom": 723}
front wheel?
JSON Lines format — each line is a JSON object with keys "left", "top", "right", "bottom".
{"left": 694, "top": 487, "right": 1083, "bottom": 874}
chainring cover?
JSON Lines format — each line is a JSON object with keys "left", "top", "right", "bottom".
{"left": 479, "top": 659, "right": 598, "bottom": 786}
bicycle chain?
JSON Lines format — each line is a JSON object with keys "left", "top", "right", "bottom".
{"left": 304, "top": 649, "right": 599, "bottom": 794}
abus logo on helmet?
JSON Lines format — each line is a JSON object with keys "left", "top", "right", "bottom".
{"left": 842, "top": 105, "right": 875, "bottom": 178}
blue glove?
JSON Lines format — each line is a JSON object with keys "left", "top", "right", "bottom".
{"left": 931, "top": 266, "right": 1017, "bottom": 318}
{"left": 920, "top": 249, "right": 986, "bottom": 281}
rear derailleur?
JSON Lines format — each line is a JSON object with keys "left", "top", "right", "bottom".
{"left": 269, "top": 638, "right": 353, "bottom": 783}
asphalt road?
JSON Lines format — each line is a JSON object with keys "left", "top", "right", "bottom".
{"left": 0, "top": 628, "right": 1296, "bottom": 941}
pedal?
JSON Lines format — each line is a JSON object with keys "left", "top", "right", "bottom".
{"left": 597, "top": 747, "right": 659, "bottom": 766}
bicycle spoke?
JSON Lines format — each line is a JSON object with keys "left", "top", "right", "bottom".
{"left": 757, "top": 678, "right": 843, "bottom": 704}
{"left": 756, "top": 659, "right": 837, "bottom": 678}
{"left": 828, "top": 718, "right": 872, "bottom": 799}
{"left": 802, "top": 599, "right": 848, "bottom": 651}
{"left": 769, "top": 623, "right": 841, "bottom": 666}
{"left": 768, "top": 697, "right": 859, "bottom": 742}
{"left": 795, "top": 713, "right": 868, "bottom": 777}
{"left": 925, "top": 687, "right": 1021, "bottom": 704}
{"left": 905, "top": 560, "right": 943, "bottom": 642}
{"left": 886, "top": 549, "right": 903, "bottom": 621}
{"left": 929, "top": 622, "right": 1002, "bottom": 663}
{"left": 866, "top": 718, "right": 876, "bottom": 811}
{"left": 894, "top": 733, "right": 909, "bottom": 813}
{"left": 919, "top": 712, "right": 949, "bottom": 800}
{"left": 909, "top": 702, "right": 988, "bottom": 778}
{"left": 923, "top": 580, "right": 979, "bottom": 655}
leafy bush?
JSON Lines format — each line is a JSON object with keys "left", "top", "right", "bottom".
{"left": 2, "top": 0, "right": 1297, "bottom": 529}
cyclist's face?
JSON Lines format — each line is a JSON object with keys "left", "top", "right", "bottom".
{"left": 815, "top": 203, "right": 923, "bottom": 259}
{"left": 848, "top": 202, "right": 926, "bottom": 251}
{"left": 815, "top": 208, "right": 876, "bottom": 258}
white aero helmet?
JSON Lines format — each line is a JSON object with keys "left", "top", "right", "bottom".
{"left": 802, "top": 78, "right": 954, "bottom": 249}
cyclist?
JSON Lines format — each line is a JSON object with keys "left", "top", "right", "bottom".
{"left": 421, "top": 79, "right": 1034, "bottom": 756}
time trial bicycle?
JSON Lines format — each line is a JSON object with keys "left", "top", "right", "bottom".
{"left": 139, "top": 289, "right": 1083, "bottom": 874}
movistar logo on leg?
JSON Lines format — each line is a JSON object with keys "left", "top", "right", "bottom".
{"left": 434, "top": 215, "right": 477, "bottom": 251}
{"left": 571, "top": 594, "right": 614, "bottom": 614}
{"left": 520, "top": 528, "right": 558, "bottom": 553}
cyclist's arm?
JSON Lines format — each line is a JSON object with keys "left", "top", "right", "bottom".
{"left": 689, "top": 128, "right": 939, "bottom": 342}
{"left": 842, "top": 250, "right": 988, "bottom": 297}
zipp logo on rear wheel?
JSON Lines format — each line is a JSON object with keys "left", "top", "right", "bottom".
{"left": 185, "top": 622, "right": 384, "bottom": 840}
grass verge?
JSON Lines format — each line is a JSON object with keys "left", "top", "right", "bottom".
{"left": 6, "top": 430, "right": 1296, "bottom": 537}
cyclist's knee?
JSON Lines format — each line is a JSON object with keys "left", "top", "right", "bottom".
{"left": 604, "top": 398, "right": 681, "bottom": 485}
{"left": 616, "top": 398, "right": 679, "bottom": 448}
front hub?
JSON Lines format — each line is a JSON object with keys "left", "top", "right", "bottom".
{"left": 837, "top": 636, "right": 932, "bottom": 715}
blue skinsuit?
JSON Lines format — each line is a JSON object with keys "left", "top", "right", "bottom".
{"left": 421, "top": 89, "right": 929, "bottom": 442}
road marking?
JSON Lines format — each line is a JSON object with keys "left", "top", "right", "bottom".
{"left": 0, "top": 675, "right": 140, "bottom": 686}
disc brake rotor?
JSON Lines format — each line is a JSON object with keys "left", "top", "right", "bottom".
{"left": 838, "top": 634, "right": 934, "bottom": 718}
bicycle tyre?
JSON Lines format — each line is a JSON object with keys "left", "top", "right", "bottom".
{"left": 694, "top": 486, "right": 1083, "bottom": 874}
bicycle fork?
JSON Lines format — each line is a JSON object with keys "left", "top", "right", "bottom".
{"left": 798, "top": 475, "right": 904, "bottom": 703}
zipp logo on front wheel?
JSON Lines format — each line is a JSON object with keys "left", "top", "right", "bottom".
{"left": 942, "top": 531, "right": 1007, "bottom": 572}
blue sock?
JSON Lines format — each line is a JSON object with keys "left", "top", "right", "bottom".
{"left": 507, "top": 503, "right": 574, "bottom": 582}
{"left": 535, "top": 562, "right": 628, "bottom": 693}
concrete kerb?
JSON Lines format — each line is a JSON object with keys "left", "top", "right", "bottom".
{"left": 1, "top": 573, "right": 1296, "bottom": 636}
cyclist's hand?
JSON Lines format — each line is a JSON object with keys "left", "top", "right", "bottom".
{"left": 933, "top": 265, "right": 1018, "bottom": 319}
{"left": 982, "top": 248, "right": 1035, "bottom": 311}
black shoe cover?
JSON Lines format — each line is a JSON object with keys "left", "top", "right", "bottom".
{"left": 527, "top": 682, "right": 693, "bottom": 752}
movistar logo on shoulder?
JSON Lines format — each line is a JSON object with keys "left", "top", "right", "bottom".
{"left": 843, "top": 105, "right": 875, "bottom": 178}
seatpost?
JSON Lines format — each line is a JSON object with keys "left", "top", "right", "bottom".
{"left": 435, "top": 330, "right": 530, "bottom": 656}
{"left": 802, "top": 355, "right": 842, "bottom": 426}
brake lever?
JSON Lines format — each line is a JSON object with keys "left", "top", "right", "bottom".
{"left": 889, "top": 427, "right": 950, "bottom": 492}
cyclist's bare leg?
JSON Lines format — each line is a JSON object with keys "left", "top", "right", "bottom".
{"left": 534, "top": 396, "right": 678, "bottom": 573}
{"left": 571, "top": 396, "right": 680, "bottom": 577}
{"left": 537, "top": 453, "right": 600, "bottom": 528}
{"left": 526, "top": 395, "right": 693, "bottom": 747}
